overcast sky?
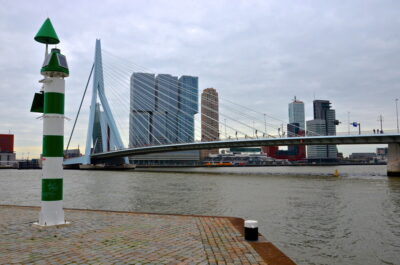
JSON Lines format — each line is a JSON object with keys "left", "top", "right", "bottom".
{"left": 1, "top": 0, "right": 399, "bottom": 158}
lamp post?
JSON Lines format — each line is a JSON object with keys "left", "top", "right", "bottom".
{"left": 347, "top": 111, "right": 350, "bottom": 135}
{"left": 263, "top": 114, "right": 267, "bottom": 137}
{"left": 396, "top": 99, "right": 399, "bottom": 133}
{"left": 224, "top": 119, "right": 227, "bottom": 139}
{"left": 378, "top": 115, "right": 384, "bottom": 133}
{"left": 352, "top": 122, "right": 361, "bottom": 135}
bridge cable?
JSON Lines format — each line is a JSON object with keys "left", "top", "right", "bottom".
{"left": 66, "top": 63, "right": 95, "bottom": 152}
{"left": 102, "top": 51, "right": 312, "bottom": 137}
{"left": 102, "top": 70, "right": 173, "bottom": 147}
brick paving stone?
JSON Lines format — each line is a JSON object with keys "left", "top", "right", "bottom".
{"left": 0, "top": 205, "right": 269, "bottom": 265}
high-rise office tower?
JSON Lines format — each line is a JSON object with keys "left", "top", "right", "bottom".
{"left": 306, "top": 119, "right": 337, "bottom": 159}
{"left": 129, "top": 73, "right": 156, "bottom": 147}
{"left": 178, "top": 76, "right": 198, "bottom": 142}
{"left": 201, "top": 88, "right": 219, "bottom": 159}
{"left": 129, "top": 73, "right": 199, "bottom": 165}
{"left": 288, "top": 97, "right": 305, "bottom": 131}
{"left": 155, "top": 74, "right": 179, "bottom": 143}
{"left": 307, "top": 100, "right": 338, "bottom": 161}
{"left": 312, "top": 100, "right": 337, "bottom": 136}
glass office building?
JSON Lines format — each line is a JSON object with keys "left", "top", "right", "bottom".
{"left": 288, "top": 98, "right": 305, "bottom": 131}
{"left": 178, "top": 76, "right": 198, "bottom": 143}
{"left": 129, "top": 73, "right": 198, "bottom": 147}
{"left": 155, "top": 74, "right": 179, "bottom": 143}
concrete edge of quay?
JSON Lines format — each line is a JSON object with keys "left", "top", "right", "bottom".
{"left": 1, "top": 204, "right": 296, "bottom": 265}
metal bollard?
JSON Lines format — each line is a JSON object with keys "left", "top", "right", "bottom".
{"left": 244, "top": 220, "right": 258, "bottom": 241}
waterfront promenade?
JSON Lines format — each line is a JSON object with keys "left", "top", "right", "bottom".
{"left": 0, "top": 205, "right": 294, "bottom": 264}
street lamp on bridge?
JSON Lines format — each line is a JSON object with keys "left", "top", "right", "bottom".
{"left": 352, "top": 122, "right": 361, "bottom": 135}
{"left": 395, "top": 98, "right": 399, "bottom": 133}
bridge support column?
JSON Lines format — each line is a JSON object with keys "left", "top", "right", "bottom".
{"left": 387, "top": 143, "right": 400, "bottom": 177}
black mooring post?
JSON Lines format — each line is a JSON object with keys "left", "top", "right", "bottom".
{"left": 244, "top": 220, "right": 258, "bottom": 241}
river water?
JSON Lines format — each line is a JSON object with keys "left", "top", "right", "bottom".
{"left": 1, "top": 165, "right": 399, "bottom": 265}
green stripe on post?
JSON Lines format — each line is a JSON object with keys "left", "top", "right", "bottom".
{"left": 43, "top": 135, "right": 64, "bottom": 157}
{"left": 41, "top": 178, "right": 63, "bottom": 201}
{"left": 44, "top": 92, "right": 64, "bottom": 114}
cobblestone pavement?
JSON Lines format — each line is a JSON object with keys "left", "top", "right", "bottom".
{"left": 0, "top": 206, "right": 267, "bottom": 264}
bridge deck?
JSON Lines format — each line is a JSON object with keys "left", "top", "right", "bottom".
{"left": 89, "top": 134, "right": 400, "bottom": 160}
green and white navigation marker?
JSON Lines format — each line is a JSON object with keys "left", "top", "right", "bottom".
{"left": 32, "top": 18, "right": 69, "bottom": 226}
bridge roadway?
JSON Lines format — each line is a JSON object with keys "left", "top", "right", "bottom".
{"left": 90, "top": 133, "right": 400, "bottom": 159}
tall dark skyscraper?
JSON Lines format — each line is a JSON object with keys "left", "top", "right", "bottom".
{"left": 307, "top": 99, "right": 338, "bottom": 161}
{"left": 313, "top": 100, "right": 337, "bottom": 136}
{"left": 313, "top": 100, "right": 331, "bottom": 120}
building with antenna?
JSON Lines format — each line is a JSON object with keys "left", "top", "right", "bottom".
{"left": 262, "top": 97, "right": 306, "bottom": 161}
{"left": 155, "top": 74, "right": 179, "bottom": 144}
{"left": 288, "top": 96, "right": 305, "bottom": 131}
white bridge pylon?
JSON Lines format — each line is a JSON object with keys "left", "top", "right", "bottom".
{"left": 83, "top": 39, "right": 128, "bottom": 165}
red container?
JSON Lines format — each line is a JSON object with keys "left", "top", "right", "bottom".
{"left": 0, "top": 134, "right": 14, "bottom": 153}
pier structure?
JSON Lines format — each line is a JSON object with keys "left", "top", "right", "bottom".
{"left": 387, "top": 143, "right": 400, "bottom": 176}
{"left": 0, "top": 205, "right": 295, "bottom": 264}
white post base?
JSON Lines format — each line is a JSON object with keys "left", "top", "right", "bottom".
{"left": 37, "top": 201, "right": 67, "bottom": 226}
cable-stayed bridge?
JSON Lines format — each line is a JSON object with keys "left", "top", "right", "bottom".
{"left": 64, "top": 40, "right": 400, "bottom": 176}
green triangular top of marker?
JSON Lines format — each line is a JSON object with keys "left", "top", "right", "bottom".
{"left": 34, "top": 18, "right": 60, "bottom": 44}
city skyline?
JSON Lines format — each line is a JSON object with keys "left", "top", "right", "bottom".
{"left": 0, "top": 0, "right": 397, "bottom": 157}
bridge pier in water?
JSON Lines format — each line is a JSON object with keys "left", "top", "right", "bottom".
{"left": 387, "top": 143, "right": 400, "bottom": 176}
